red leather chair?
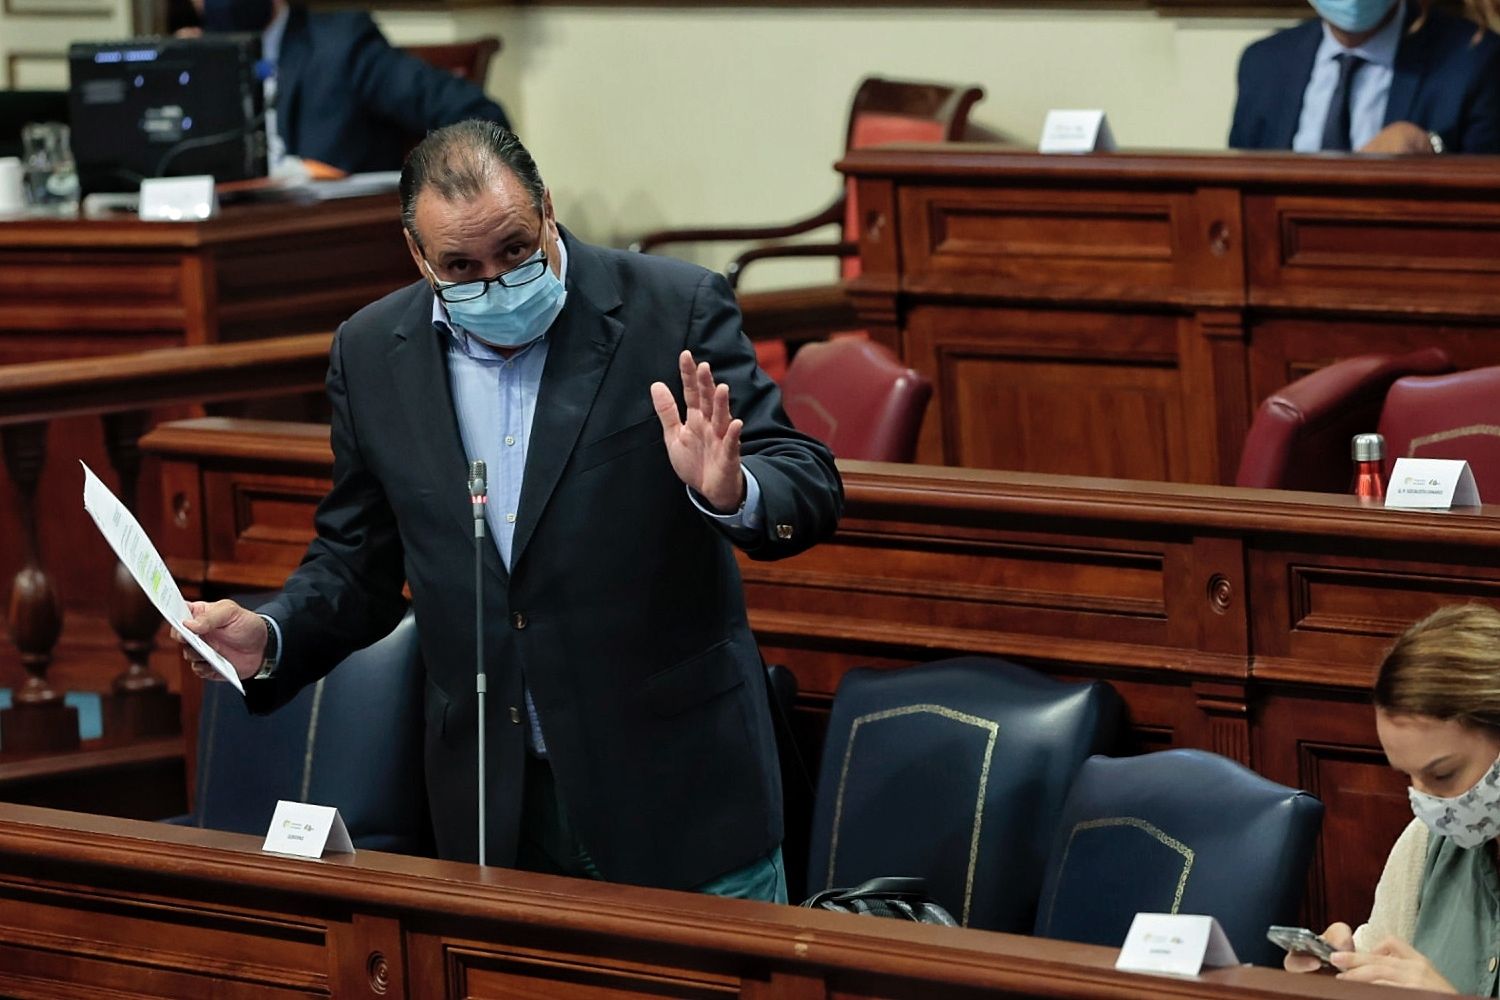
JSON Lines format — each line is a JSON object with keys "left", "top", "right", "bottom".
{"left": 1235, "top": 347, "right": 1452, "bottom": 492}
{"left": 633, "top": 77, "right": 982, "bottom": 381}
{"left": 633, "top": 77, "right": 983, "bottom": 286}
{"left": 1379, "top": 365, "right": 1500, "bottom": 498}
{"left": 780, "top": 338, "right": 932, "bottom": 462}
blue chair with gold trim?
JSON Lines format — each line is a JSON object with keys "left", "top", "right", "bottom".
{"left": 1034, "top": 749, "right": 1322, "bottom": 967}
{"left": 179, "top": 613, "right": 433, "bottom": 855}
{"left": 805, "top": 657, "right": 1123, "bottom": 932}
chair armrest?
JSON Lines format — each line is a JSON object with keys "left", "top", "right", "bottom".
{"left": 630, "top": 197, "right": 844, "bottom": 254}
{"left": 728, "top": 241, "right": 857, "bottom": 289}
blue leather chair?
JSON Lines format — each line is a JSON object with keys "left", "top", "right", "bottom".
{"left": 178, "top": 613, "right": 433, "bottom": 855}
{"left": 1034, "top": 749, "right": 1323, "bottom": 967}
{"left": 806, "top": 657, "right": 1123, "bottom": 932}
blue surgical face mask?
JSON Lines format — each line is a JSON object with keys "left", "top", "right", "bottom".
{"left": 428, "top": 249, "right": 568, "bottom": 348}
{"left": 202, "top": 0, "right": 275, "bottom": 31}
{"left": 1308, "top": 0, "right": 1399, "bottom": 34}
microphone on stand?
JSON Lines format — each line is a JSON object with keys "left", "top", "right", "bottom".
{"left": 469, "top": 460, "right": 488, "bottom": 866}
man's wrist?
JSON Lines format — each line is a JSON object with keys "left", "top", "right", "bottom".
{"left": 253, "top": 614, "right": 279, "bottom": 680}
{"left": 706, "top": 471, "right": 748, "bottom": 515}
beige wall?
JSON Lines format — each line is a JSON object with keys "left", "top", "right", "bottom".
{"left": 1, "top": 0, "right": 134, "bottom": 88}
{"left": 388, "top": 6, "right": 1301, "bottom": 287}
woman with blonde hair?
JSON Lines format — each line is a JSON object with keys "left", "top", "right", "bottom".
{"left": 1286, "top": 604, "right": 1500, "bottom": 993}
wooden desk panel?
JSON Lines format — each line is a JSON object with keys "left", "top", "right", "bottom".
{"left": 0, "top": 804, "right": 1431, "bottom": 1000}
{"left": 138, "top": 418, "right": 1498, "bottom": 933}
{"left": 0, "top": 198, "right": 409, "bottom": 630}
{"left": 841, "top": 148, "right": 1500, "bottom": 484}
{"left": 0, "top": 195, "right": 411, "bottom": 347}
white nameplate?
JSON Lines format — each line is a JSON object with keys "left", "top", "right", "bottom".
{"left": 138, "top": 174, "right": 218, "bottom": 221}
{"left": 1039, "top": 110, "right": 1117, "bottom": 154}
{"left": 1116, "top": 913, "right": 1239, "bottom": 976}
{"left": 262, "top": 800, "right": 355, "bottom": 859}
{"left": 1386, "top": 457, "right": 1481, "bottom": 509}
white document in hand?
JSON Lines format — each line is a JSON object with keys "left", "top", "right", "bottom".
{"left": 80, "top": 461, "right": 244, "bottom": 694}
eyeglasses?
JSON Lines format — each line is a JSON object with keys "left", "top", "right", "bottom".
{"left": 432, "top": 250, "right": 550, "bottom": 304}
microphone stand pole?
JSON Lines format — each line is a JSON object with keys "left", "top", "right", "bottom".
{"left": 470, "top": 461, "right": 488, "bottom": 866}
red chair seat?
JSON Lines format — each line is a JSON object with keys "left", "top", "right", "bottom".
{"left": 1379, "top": 365, "right": 1500, "bottom": 499}
{"left": 780, "top": 339, "right": 932, "bottom": 462}
{"left": 1235, "top": 347, "right": 1452, "bottom": 491}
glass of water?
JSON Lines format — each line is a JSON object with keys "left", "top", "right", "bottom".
{"left": 21, "top": 122, "right": 79, "bottom": 213}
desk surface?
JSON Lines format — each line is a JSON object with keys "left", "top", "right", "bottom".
{"left": 0, "top": 801, "right": 1434, "bottom": 1000}
{"left": 0, "top": 192, "right": 402, "bottom": 249}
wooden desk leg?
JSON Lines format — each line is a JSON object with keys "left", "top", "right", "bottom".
{"left": 1, "top": 422, "right": 78, "bottom": 753}
{"left": 101, "top": 412, "right": 179, "bottom": 740}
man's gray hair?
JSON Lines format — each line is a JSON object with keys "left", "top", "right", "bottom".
{"left": 399, "top": 120, "right": 545, "bottom": 247}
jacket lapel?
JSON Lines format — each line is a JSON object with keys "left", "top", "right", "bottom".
{"left": 1385, "top": 5, "right": 1429, "bottom": 126}
{"left": 510, "top": 231, "right": 625, "bottom": 573}
{"left": 1276, "top": 22, "right": 1325, "bottom": 149}
{"left": 386, "top": 285, "right": 508, "bottom": 586}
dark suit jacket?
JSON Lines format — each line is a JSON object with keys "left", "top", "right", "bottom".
{"left": 1229, "top": 6, "right": 1500, "bottom": 153}
{"left": 276, "top": 5, "right": 511, "bottom": 174}
{"left": 247, "top": 231, "right": 843, "bottom": 890}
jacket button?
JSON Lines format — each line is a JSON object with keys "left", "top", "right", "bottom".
{"left": 776, "top": 523, "right": 794, "bottom": 540}
{"left": 512, "top": 612, "right": 527, "bottom": 629}
{"left": 509, "top": 706, "right": 522, "bottom": 725}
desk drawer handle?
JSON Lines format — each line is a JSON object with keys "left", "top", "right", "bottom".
{"left": 865, "top": 210, "right": 887, "bottom": 243}
{"left": 1209, "top": 221, "right": 1232, "bottom": 257}
{"left": 1208, "top": 574, "right": 1233, "bottom": 614}
{"left": 367, "top": 951, "right": 390, "bottom": 995}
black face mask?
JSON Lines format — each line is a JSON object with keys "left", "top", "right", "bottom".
{"left": 202, "top": 0, "right": 275, "bottom": 31}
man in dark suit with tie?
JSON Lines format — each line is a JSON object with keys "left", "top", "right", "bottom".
{"left": 177, "top": 121, "right": 843, "bottom": 902}
{"left": 193, "top": 0, "right": 510, "bottom": 173}
{"left": 1230, "top": 0, "right": 1500, "bottom": 154}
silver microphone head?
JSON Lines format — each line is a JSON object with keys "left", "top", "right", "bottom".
{"left": 469, "top": 460, "right": 487, "bottom": 497}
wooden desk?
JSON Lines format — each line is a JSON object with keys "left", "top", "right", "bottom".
{"left": 0, "top": 194, "right": 410, "bottom": 356}
{"left": 0, "top": 803, "right": 1426, "bottom": 999}
{"left": 840, "top": 147, "right": 1500, "bottom": 483}
{"left": 139, "top": 417, "right": 1497, "bottom": 933}
{"left": 0, "top": 197, "right": 410, "bottom": 644}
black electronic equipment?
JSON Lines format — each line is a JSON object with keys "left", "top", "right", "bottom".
{"left": 68, "top": 35, "right": 267, "bottom": 194}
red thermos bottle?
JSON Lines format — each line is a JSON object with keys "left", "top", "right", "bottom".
{"left": 1351, "top": 433, "right": 1385, "bottom": 501}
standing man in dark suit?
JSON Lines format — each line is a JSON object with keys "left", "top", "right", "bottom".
{"left": 177, "top": 121, "right": 843, "bottom": 902}
{"left": 1230, "top": 0, "right": 1500, "bottom": 154}
{"left": 192, "top": 0, "right": 510, "bottom": 173}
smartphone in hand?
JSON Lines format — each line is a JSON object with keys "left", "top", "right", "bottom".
{"left": 1267, "top": 925, "right": 1335, "bottom": 966}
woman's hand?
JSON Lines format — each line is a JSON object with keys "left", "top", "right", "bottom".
{"left": 1332, "top": 936, "right": 1457, "bottom": 992}
{"left": 1283, "top": 922, "right": 1352, "bottom": 974}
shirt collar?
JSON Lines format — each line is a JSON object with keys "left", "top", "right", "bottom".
{"left": 431, "top": 234, "right": 570, "bottom": 352}
{"left": 1318, "top": 0, "right": 1406, "bottom": 69}
{"left": 262, "top": 5, "right": 291, "bottom": 66}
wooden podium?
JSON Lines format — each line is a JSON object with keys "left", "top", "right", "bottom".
{"left": 839, "top": 147, "right": 1500, "bottom": 482}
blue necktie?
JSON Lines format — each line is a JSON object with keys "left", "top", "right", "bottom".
{"left": 1321, "top": 53, "right": 1366, "bottom": 152}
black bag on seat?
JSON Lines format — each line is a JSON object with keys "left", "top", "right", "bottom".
{"left": 801, "top": 877, "right": 959, "bottom": 926}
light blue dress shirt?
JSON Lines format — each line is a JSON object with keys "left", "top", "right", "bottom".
{"left": 436, "top": 241, "right": 763, "bottom": 753}
{"left": 1292, "top": 0, "right": 1405, "bottom": 152}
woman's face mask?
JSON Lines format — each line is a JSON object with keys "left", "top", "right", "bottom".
{"left": 1307, "top": 0, "right": 1400, "bottom": 34}
{"left": 1378, "top": 709, "right": 1500, "bottom": 850}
